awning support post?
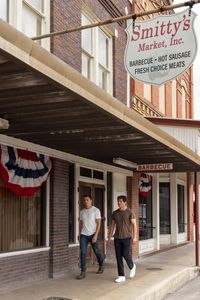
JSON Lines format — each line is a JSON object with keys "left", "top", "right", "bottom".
{"left": 195, "top": 172, "right": 199, "bottom": 266}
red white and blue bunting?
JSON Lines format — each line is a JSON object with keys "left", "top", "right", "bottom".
{"left": 0, "top": 145, "right": 52, "bottom": 197}
{"left": 139, "top": 173, "right": 151, "bottom": 198}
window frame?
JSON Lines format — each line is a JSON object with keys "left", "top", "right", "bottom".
{"left": 5, "top": 0, "right": 50, "bottom": 50}
{"left": 81, "top": 10, "right": 113, "bottom": 95}
{"left": 0, "top": 177, "right": 49, "bottom": 254}
{"left": 177, "top": 184, "right": 186, "bottom": 233}
{"left": 0, "top": 0, "right": 9, "bottom": 22}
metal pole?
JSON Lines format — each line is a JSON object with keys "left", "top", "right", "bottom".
{"left": 31, "top": 0, "right": 200, "bottom": 40}
{"left": 195, "top": 172, "right": 199, "bottom": 266}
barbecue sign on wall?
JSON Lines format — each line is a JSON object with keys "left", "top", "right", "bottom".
{"left": 124, "top": 9, "right": 197, "bottom": 85}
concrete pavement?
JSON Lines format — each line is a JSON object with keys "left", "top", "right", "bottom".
{"left": 163, "top": 276, "right": 200, "bottom": 299}
{"left": 0, "top": 243, "right": 199, "bottom": 300}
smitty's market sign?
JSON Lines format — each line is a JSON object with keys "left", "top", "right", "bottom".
{"left": 124, "top": 9, "right": 197, "bottom": 85}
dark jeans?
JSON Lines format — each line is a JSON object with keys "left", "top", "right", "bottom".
{"left": 80, "top": 234, "right": 104, "bottom": 272}
{"left": 114, "top": 238, "right": 134, "bottom": 276}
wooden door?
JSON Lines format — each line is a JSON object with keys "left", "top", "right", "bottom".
{"left": 79, "top": 182, "right": 105, "bottom": 263}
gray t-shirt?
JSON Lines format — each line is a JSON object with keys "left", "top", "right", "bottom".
{"left": 112, "top": 208, "right": 135, "bottom": 239}
{"left": 80, "top": 206, "right": 101, "bottom": 236}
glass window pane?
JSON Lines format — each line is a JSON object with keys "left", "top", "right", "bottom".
{"left": 159, "top": 182, "right": 171, "bottom": 234}
{"left": 80, "top": 167, "right": 92, "bottom": 178}
{"left": 0, "top": 0, "right": 8, "bottom": 21}
{"left": 178, "top": 185, "right": 185, "bottom": 233}
{"left": 99, "top": 30, "right": 109, "bottom": 68}
{"left": 25, "top": 0, "right": 43, "bottom": 13}
{"left": 107, "top": 172, "right": 112, "bottom": 227}
{"left": 22, "top": 3, "right": 42, "bottom": 38}
{"left": 82, "top": 53, "right": 91, "bottom": 79}
{"left": 0, "top": 181, "right": 46, "bottom": 252}
{"left": 69, "top": 164, "right": 75, "bottom": 243}
{"left": 93, "top": 170, "right": 104, "bottom": 180}
{"left": 99, "top": 66, "right": 107, "bottom": 90}
{"left": 139, "top": 185, "right": 153, "bottom": 241}
{"left": 81, "top": 14, "right": 92, "bottom": 54}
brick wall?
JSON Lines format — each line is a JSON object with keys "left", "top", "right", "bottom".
{"left": 50, "top": 0, "right": 131, "bottom": 104}
{"left": 127, "top": 174, "right": 139, "bottom": 259}
{"left": 50, "top": 0, "right": 82, "bottom": 71}
{"left": 0, "top": 251, "right": 49, "bottom": 290}
{"left": 68, "top": 246, "right": 80, "bottom": 270}
{"left": 49, "top": 158, "right": 69, "bottom": 277}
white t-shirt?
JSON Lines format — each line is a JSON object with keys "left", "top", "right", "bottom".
{"left": 80, "top": 206, "right": 101, "bottom": 236}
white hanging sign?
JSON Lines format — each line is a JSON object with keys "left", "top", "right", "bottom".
{"left": 124, "top": 9, "right": 198, "bottom": 85}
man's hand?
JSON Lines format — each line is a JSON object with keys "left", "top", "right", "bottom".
{"left": 132, "top": 236, "right": 137, "bottom": 244}
{"left": 92, "top": 234, "right": 97, "bottom": 244}
{"left": 107, "top": 237, "right": 112, "bottom": 245}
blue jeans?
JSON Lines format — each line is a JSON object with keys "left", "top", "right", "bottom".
{"left": 114, "top": 238, "right": 134, "bottom": 276}
{"left": 80, "top": 234, "right": 104, "bottom": 272}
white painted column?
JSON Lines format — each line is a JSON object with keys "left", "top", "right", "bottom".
{"left": 170, "top": 173, "right": 178, "bottom": 244}
{"left": 197, "top": 172, "right": 200, "bottom": 238}
{"left": 152, "top": 174, "right": 160, "bottom": 250}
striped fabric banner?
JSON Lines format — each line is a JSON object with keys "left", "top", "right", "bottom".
{"left": 0, "top": 145, "right": 52, "bottom": 197}
{"left": 139, "top": 173, "right": 151, "bottom": 198}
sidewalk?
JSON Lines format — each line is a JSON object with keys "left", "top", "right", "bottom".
{"left": 0, "top": 243, "right": 199, "bottom": 300}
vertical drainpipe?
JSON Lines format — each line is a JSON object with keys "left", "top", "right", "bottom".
{"left": 195, "top": 172, "right": 199, "bottom": 266}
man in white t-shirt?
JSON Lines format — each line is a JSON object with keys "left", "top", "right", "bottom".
{"left": 76, "top": 195, "right": 104, "bottom": 280}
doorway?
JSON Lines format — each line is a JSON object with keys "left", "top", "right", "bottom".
{"left": 79, "top": 182, "right": 105, "bottom": 263}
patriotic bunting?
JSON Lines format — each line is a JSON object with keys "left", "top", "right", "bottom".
{"left": 139, "top": 173, "right": 151, "bottom": 198}
{"left": 0, "top": 145, "right": 52, "bottom": 197}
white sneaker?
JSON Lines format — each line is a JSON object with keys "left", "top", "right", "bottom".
{"left": 114, "top": 276, "right": 126, "bottom": 283}
{"left": 130, "top": 264, "right": 136, "bottom": 278}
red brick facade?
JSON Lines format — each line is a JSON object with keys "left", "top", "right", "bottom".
{"left": 0, "top": 252, "right": 49, "bottom": 289}
{"left": 50, "top": 0, "right": 131, "bottom": 104}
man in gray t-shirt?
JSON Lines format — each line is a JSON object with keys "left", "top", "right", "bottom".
{"left": 77, "top": 195, "right": 104, "bottom": 280}
{"left": 108, "top": 195, "right": 137, "bottom": 283}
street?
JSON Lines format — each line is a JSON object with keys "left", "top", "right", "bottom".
{"left": 164, "top": 276, "right": 200, "bottom": 299}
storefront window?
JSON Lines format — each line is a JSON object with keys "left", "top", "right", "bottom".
{"left": 178, "top": 184, "right": 185, "bottom": 233}
{"left": 139, "top": 189, "right": 153, "bottom": 240}
{"left": 0, "top": 179, "right": 46, "bottom": 252}
{"left": 159, "top": 182, "right": 171, "bottom": 234}
{"left": 69, "top": 163, "right": 75, "bottom": 243}
{"left": 107, "top": 172, "right": 113, "bottom": 227}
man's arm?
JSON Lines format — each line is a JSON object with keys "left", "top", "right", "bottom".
{"left": 131, "top": 218, "right": 137, "bottom": 243}
{"left": 92, "top": 218, "right": 101, "bottom": 243}
{"left": 108, "top": 219, "right": 116, "bottom": 244}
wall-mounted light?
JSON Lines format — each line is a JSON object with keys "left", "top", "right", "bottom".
{"left": 113, "top": 157, "right": 137, "bottom": 169}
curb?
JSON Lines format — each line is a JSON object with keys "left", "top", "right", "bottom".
{"left": 94, "top": 267, "right": 200, "bottom": 300}
{"left": 137, "top": 267, "right": 200, "bottom": 300}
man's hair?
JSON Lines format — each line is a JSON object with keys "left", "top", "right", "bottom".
{"left": 117, "top": 195, "right": 127, "bottom": 202}
{"left": 83, "top": 194, "right": 92, "bottom": 200}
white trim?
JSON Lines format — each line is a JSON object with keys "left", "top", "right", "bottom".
{"left": 7, "top": 0, "right": 50, "bottom": 50}
{"left": 46, "top": 176, "right": 50, "bottom": 247}
{"left": 0, "top": 247, "right": 50, "bottom": 258}
{"left": 177, "top": 232, "right": 187, "bottom": 243}
{"left": 0, "top": 134, "right": 132, "bottom": 176}
{"left": 69, "top": 243, "right": 79, "bottom": 248}
{"left": 139, "top": 239, "right": 156, "bottom": 254}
